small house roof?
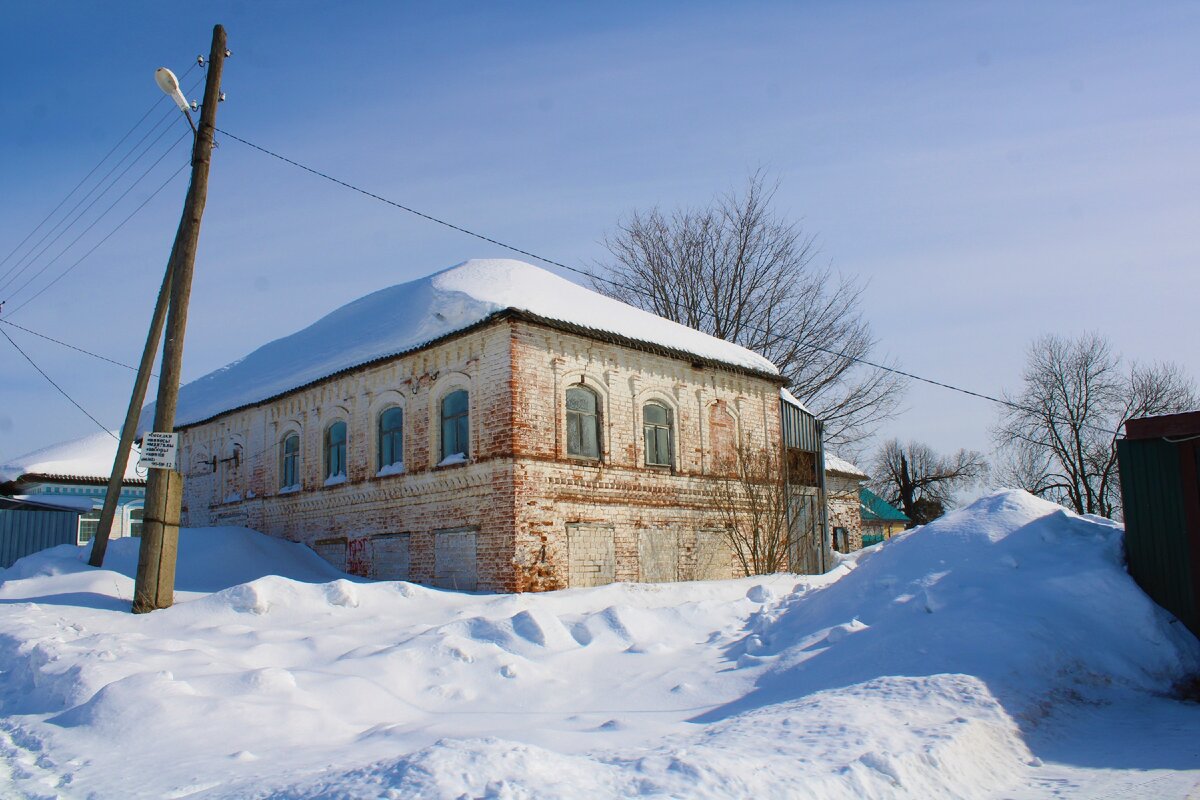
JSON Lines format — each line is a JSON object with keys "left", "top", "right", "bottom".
{"left": 0, "top": 495, "right": 87, "bottom": 514}
{"left": 824, "top": 452, "right": 868, "bottom": 479}
{"left": 860, "top": 487, "right": 910, "bottom": 523}
{"left": 141, "top": 259, "right": 782, "bottom": 431}
{"left": 1, "top": 431, "right": 145, "bottom": 486}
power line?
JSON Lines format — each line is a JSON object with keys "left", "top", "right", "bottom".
{"left": 215, "top": 126, "right": 1105, "bottom": 431}
{"left": 0, "top": 107, "right": 178, "bottom": 295}
{"left": 5, "top": 125, "right": 1120, "bottom": 444}
{"left": 0, "top": 324, "right": 117, "bottom": 441}
{"left": 0, "top": 125, "right": 190, "bottom": 305}
{"left": 0, "top": 71, "right": 204, "bottom": 300}
{"left": 4, "top": 152, "right": 191, "bottom": 317}
{"left": 0, "top": 62, "right": 200, "bottom": 286}
{"left": 0, "top": 318, "right": 151, "bottom": 375}
{"left": 0, "top": 107, "right": 160, "bottom": 279}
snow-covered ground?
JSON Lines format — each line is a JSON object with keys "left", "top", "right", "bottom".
{"left": 0, "top": 491, "right": 1197, "bottom": 799}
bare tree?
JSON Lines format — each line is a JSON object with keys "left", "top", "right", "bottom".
{"left": 593, "top": 171, "right": 905, "bottom": 446}
{"left": 871, "top": 439, "right": 987, "bottom": 527}
{"left": 994, "top": 333, "right": 1198, "bottom": 518}
{"left": 711, "top": 444, "right": 795, "bottom": 575}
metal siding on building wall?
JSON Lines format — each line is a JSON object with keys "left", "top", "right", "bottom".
{"left": 1116, "top": 438, "right": 1198, "bottom": 637}
{"left": 781, "top": 402, "right": 820, "bottom": 452}
{"left": 0, "top": 509, "right": 80, "bottom": 568}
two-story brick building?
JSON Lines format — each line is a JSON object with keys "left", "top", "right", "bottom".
{"left": 150, "top": 259, "right": 828, "bottom": 591}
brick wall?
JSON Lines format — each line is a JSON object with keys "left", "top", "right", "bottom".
{"left": 179, "top": 317, "right": 793, "bottom": 591}
{"left": 826, "top": 473, "right": 864, "bottom": 553}
{"left": 506, "top": 320, "right": 783, "bottom": 589}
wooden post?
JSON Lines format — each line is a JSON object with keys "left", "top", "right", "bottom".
{"left": 88, "top": 262, "right": 173, "bottom": 567}
{"left": 133, "top": 25, "right": 227, "bottom": 613}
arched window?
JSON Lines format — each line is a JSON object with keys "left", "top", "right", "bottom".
{"left": 325, "top": 421, "right": 347, "bottom": 480}
{"left": 281, "top": 433, "right": 300, "bottom": 488}
{"left": 221, "top": 443, "right": 243, "bottom": 498}
{"left": 566, "top": 385, "right": 600, "bottom": 459}
{"left": 643, "top": 402, "right": 673, "bottom": 467}
{"left": 378, "top": 406, "right": 404, "bottom": 471}
{"left": 441, "top": 390, "right": 469, "bottom": 461}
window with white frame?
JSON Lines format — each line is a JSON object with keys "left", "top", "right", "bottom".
{"left": 566, "top": 385, "right": 601, "bottom": 459}
{"left": 128, "top": 505, "right": 144, "bottom": 537}
{"left": 643, "top": 402, "right": 673, "bottom": 468}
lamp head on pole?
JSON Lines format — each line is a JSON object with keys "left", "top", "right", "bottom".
{"left": 154, "top": 67, "right": 190, "bottom": 113}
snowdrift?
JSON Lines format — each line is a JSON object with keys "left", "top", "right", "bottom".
{"left": 703, "top": 490, "right": 1198, "bottom": 722}
{"left": 0, "top": 491, "right": 1196, "bottom": 799}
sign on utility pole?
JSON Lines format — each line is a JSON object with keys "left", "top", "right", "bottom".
{"left": 138, "top": 432, "right": 179, "bottom": 471}
{"left": 132, "top": 24, "right": 228, "bottom": 614}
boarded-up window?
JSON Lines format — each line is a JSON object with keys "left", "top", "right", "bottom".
{"left": 708, "top": 401, "right": 737, "bottom": 473}
{"left": 567, "top": 523, "right": 615, "bottom": 587}
{"left": 695, "top": 529, "right": 735, "bottom": 581}
{"left": 788, "top": 491, "right": 823, "bottom": 574}
{"left": 434, "top": 527, "right": 478, "bottom": 591}
{"left": 371, "top": 532, "right": 410, "bottom": 581}
{"left": 639, "top": 529, "right": 679, "bottom": 583}
{"left": 313, "top": 537, "right": 348, "bottom": 571}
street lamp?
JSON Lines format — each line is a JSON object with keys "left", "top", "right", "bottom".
{"left": 155, "top": 67, "right": 197, "bottom": 133}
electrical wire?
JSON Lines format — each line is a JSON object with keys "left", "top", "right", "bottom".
{"left": 213, "top": 126, "right": 1121, "bottom": 438}
{"left": 0, "top": 318, "right": 151, "bottom": 375}
{"left": 3, "top": 121, "right": 1122, "bottom": 454}
{"left": 0, "top": 324, "right": 118, "bottom": 441}
{"left": 0, "top": 108, "right": 178, "bottom": 295}
{"left": 0, "top": 63, "right": 200, "bottom": 287}
{"left": 0, "top": 126, "right": 191, "bottom": 306}
{"left": 3, "top": 147, "right": 191, "bottom": 317}
{"left": 0, "top": 71, "right": 205, "bottom": 301}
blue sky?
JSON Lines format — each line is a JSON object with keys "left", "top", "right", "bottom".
{"left": 2, "top": 1, "right": 1197, "bottom": 466}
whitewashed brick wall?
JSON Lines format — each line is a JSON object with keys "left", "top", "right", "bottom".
{"left": 178, "top": 316, "right": 793, "bottom": 591}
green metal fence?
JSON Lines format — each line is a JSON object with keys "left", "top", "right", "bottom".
{"left": 1117, "top": 436, "right": 1200, "bottom": 638}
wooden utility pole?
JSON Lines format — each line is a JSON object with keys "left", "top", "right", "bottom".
{"left": 132, "top": 24, "right": 227, "bottom": 613}
{"left": 88, "top": 262, "right": 172, "bottom": 567}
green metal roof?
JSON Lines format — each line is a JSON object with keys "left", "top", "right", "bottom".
{"left": 860, "top": 487, "right": 910, "bottom": 523}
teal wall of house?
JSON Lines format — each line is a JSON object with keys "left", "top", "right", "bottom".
{"left": 22, "top": 481, "right": 146, "bottom": 544}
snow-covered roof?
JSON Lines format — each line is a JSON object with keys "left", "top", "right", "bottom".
{"left": 824, "top": 452, "right": 868, "bottom": 479}
{"left": 0, "top": 431, "right": 143, "bottom": 484}
{"left": 145, "top": 259, "right": 781, "bottom": 431}
{"left": 13, "top": 494, "right": 97, "bottom": 512}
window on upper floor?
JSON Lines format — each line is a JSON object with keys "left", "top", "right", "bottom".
{"left": 643, "top": 402, "right": 673, "bottom": 468}
{"left": 441, "top": 390, "right": 469, "bottom": 461}
{"left": 325, "top": 421, "right": 347, "bottom": 480}
{"left": 281, "top": 432, "right": 300, "bottom": 488}
{"left": 566, "top": 386, "right": 601, "bottom": 459}
{"left": 378, "top": 406, "right": 404, "bottom": 471}
{"left": 220, "top": 443, "right": 243, "bottom": 499}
